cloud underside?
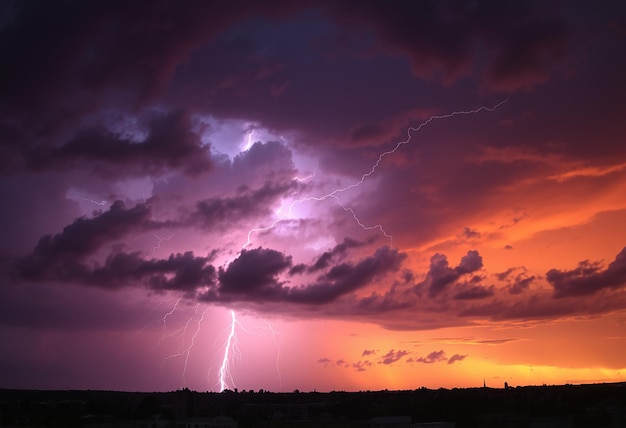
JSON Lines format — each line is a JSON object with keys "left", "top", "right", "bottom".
{"left": 4, "top": 199, "right": 626, "bottom": 329}
{"left": 1, "top": 0, "right": 625, "bottom": 336}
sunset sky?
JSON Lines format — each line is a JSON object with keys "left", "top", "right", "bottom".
{"left": 1, "top": 0, "right": 626, "bottom": 393}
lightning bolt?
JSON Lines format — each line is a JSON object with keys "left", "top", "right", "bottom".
{"left": 219, "top": 99, "right": 509, "bottom": 392}
{"left": 133, "top": 297, "right": 173, "bottom": 337}
{"left": 219, "top": 309, "right": 238, "bottom": 391}
{"left": 81, "top": 197, "right": 108, "bottom": 206}
{"left": 162, "top": 304, "right": 209, "bottom": 387}
{"left": 264, "top": 319, "right": 282, "bottom": 389}
{"left": 318, "top": 98, "right": 509, "bottom": 199}
{"left": 161, "top": 297, "right": 182, "bottom": 332}
{"left": 242, "top": 129, "right": 256, "bottom": 151}
{"left": 152, "top": 233, "right": 175, "bottom": 255}
{"left": 244, "top": 98, "right": 508, "bottom": 248}
{"left": 331, "top": 194, "right": 393, "bottom": 246}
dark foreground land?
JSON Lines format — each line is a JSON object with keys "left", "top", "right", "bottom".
{"left": 1, "top": 382, "right": 625, "bottom": 428}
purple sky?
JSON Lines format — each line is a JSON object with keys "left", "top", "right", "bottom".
{"left": 2, "top": 1, "right": 626, "bottom": 392}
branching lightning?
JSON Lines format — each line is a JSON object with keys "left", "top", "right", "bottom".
{"left": 244, "top": 98, "right": 509, "bottom": 248}
{"left": 81, "top": 197, "right": 108, "bottom": 206}
{"left": 152, "top": 233, "right": 175, "bottom": 255}
{"left": 161, "top": 297, "right": 182, "bottom": 332}
{"left": 162, "top": 99, "right": 508, "bottom": 392}
{"left": 318, "top": 98, "right": 509, "bottom": 199}
{"left": 162, "top": 304, "right": 209, "bottom": 387}
{"left": 330, "top": 194, "right": 393, "bottom": 246}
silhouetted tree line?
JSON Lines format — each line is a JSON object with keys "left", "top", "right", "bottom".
{"left": 0, "top": 382, "right": 625, "bottom": 427}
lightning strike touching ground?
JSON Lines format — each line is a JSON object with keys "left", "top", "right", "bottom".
{"left": 228, "top": 99, "right": 508, "bottom": 391}
{"left": 219, "top": 309, "right": 238, "bottom": 392}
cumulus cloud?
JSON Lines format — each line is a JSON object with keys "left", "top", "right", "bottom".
{"left": 495, "top": 267, "right": 516, "bottom": 281}
{"left": 495, "top": 267, "right": 535, "bottom": 295}
{"left": 90, "top": 251, "right": 216, "bottom": 292}
{"left": 417, "top": 350, "right": 447, "bottom": 364}
{"left": 18, "top": 201, "right": 165, "bottom": 281}
{"left": 461, "top": 227, "right": 481, "bottom": 240}
{"left": 447, "top": 354, "right": 467, "bottom": 365}
{"left": 336, "top": 359, "right": 350, "bottom": 368}
{"left": 547, "top": 247, "right": 626, "bottom": 298}
{"left": 291, "top": 247, "right": 406, "bottom": 304}
{"left": 218, "top": 248, "right": 292, "bottom": 297}
{"left": 509, "top": 274, "right": 535, "bottom": 295}
{"left": 21, "top": 249, "right": 216, "bottom": 294}
{"left": 416, "top": 250, "right": 483, "bottom": 297}
{"left": 28, "top": 111, "right": 212, "bottom": 177}
{"left": 353, "top": 360, "right": 373, "bottom": 372}
{"left": 193, "top": 181, "right": 295, "bottom": 229}
{"left": 308, "top": 238, "right": 365, "bottom": 273}
{"left": 380, "top": 349, "right": 410, "bottom": 365}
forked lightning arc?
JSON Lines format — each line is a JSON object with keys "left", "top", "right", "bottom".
{"left": 217, "top": 98, "right": 508, "bottom": 391}
{"left": 158, "top": 100, "right": 508, "bottom": 390}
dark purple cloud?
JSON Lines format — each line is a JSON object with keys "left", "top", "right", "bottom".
{"left": 508, "top": 274, "right": 536, "bottom": 295}
{"left": 353, "top": 361, "right": 372, "bottom": 372}
{"left": 90, "top": 251, "right": 217, "bottom": 292}
{"left": 307, "top": 237, "right": 365, "bottom": 273}
{"left": 288, "top": 246, "right": 406, "bottom": 304}
{"left": 336, "top": 359, "right": 350, "bottom": 368}
{"left": 209, "top": 246, "right": 406, "bottom": 305}
{"left": 218, "top": 247, "right": 293, "bottom": 297}
{"left": 327, "top": 0, "right": 568, "bottom": 91}
{"left": 32, "top": 200, "right": 152, "bottom": 256}
{"left": 416, "top": 250, "right": 483, "bottom": 297}
{"left": 447, "top": 354, "right": 467, "bottom": 365}
{"left": 417, "top": 350, "right": 447, "bottom": 364}
{"left": 18, "top": 201, "right": 162, "bottom": 281}
{"left": 193, "top": 181, "right": 295, "bottom": 229}
{"left": 461, "top": 227, "right": 481, "bottom": 240}
{"left": 0, "top": 0, "right": 298, "bottom": 126}
{"left": 495, "top": 267, "right": 516, "bottom": 281}
{"left": 453, "top": 284, "right": 495, "bottom": 300}
{"left": 19, "top": 249, "right": 216, "bottom": 294}
{"left": 547, "top": 247, "right": 626, "bottom": 298}
{"left": 380, "top": 349, "right": 409, "bottom": 365}
{"left": 495, "top": 267, "right": 536, "bottom": 295}
{"left": 27, "top": 111, "right": 212, "bottom": 177}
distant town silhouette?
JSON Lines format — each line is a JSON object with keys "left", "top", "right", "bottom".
{"left": 1, "top": 382, "right": 625, "bottom": 427}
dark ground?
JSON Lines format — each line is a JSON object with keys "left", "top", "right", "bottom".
{"left": 1, "top": 382, "right": 625, "bottom": 427}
